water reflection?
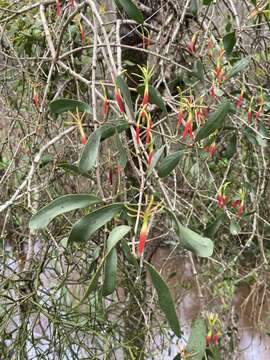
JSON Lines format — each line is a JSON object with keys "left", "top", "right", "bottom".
{"left": 150, "top": 248, "right": 270, "bottom": 360}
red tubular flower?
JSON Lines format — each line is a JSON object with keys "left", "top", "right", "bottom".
{"left": 56, "top": 0, "right": 61, "bottom": 16}
{"left": 104, "top": 96, "right": 108, "bottom": 116}
{"left": 182, "top": 121, "right": 192, "bottom": 140}
{"left": 208, "top": 143, "right": 216, "bottom": 157}
{"left": 115, "top": 87, "right": 124, "bottom": 113}
{"left": 211, "top": 81, "right": 215, "bottom": 97}
{"left": 217, "top": 194, "right": 227, "bottom": 208}
{"left": 33, "top": 94, "right": 39, "bottom": 111}
{"left": 247, "top": 110, "right": 252, "bottom": 126}
{"left": 236, "top": 91, "right": 244, "bottom": 109}
{"left": 206, "top": 333, "right": 212, "bottom": 346}
{"left": 232, "top": 199, "right": 241, "bottom": 208}
{"left": 212, "top": 334, "right": 219, "bottom": 346}
{"left": 138, "top": 217, "right": 149, "bottom": 256}
{"left": 177, "top": 111, "right": 184, "bottom": 127}
{"left": 81, "top": 133, "right": 87, "bottom": 145}
{"left": 143, "top": 89, "right": 149, "bottom": 107}
{"left": 146, "top": 117, "right": 152, "bottom": 145}
{"left": 80, "top": 24, "right": 85, "bottom": 47}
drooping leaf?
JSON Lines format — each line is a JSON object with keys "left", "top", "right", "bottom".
{"left": 204, "top": 214, "right": 226, "bottom": 238}
{"left": 226, "top": 57, "right": 250, "bottom": 79}
{"left": 225, "top": 133, "right": 237, "bottom": 159}
{"left": 195, "top": 102, "right": 232, "bottom": 142}
{"left": 116, "top": 75, "right": 134, "bottom": 117}
{"left": 223, "top": 31, "right": 236, "bottom": 57}
{"left": 145, "top": 262, "right": 181, "bottom": 337}
{"left": 100, "top": 121, "right": 129, "bottom": 141}
{"left": 29, "top": 194, "right": 100, "bottom": 230}
{"left": 116, "top": 0, "right": 144, "bottom": 24}
{"left": 157, "top": 151, "right": 182, "bottom": 178}
{"left": 67, "top": 203, "right": 124, "bottom": 244}
{"left": 230, "top": 219, "right": 241, "bottom": 236}
{"left": 49, "top": 99, "right": 91, "bottom": 114}
{"left": 79, "top": 127, "right": 102, "bottom": 172}
{"left": 74, "top": 225, "right": 131, "bottom": 306}
{"left": 179, "top": 225, "right": 214, "bottom": 257}
{"left": 138, "top": 85, "right": 167, "bottom": 113}
{"left": 186, "top": 317, "right": 206, "bottom": 360}
{"left": 147, "top": 145, "right": 165, "bottom": 177}
{"left": 102, "top": 225, "right": 131, "bottom": 296}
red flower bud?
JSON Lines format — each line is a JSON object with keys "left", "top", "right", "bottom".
{"left": 56, "top": 0, "right": 61, "bottom": 16}
{"left": 182, "top": 121, "right": 193, "bottom": 140}
{"left": 217, "top": 194, "right": 227, "bottom": 208}
{"left": 212, "top": 334, "right": 219, "bottom": 346}
{"left": 136, "top": 124, "right": 140, "bottom": 144}
{"left": 206, "top": 335, "right": 211, "bottom": 346}
{"left": 236, "top": 94, "right": 243, "bottom": 109}
{"left": 208, "top": 143, "right": 216, "bottom": 157}
{"left": 247, "top": 110, "right": 252, "bottom": 126}
{"left": 115, "top": 87, "right": 124, "bottom": 113}
{"left": 211, "top": 81, "right": 215, "bottom": 97}
{"left": 177, "top": 111, "right": 184, "bottom": 127}
{"left": 143, "top": 90, "right": 149, "bottom": 107}
{"left": 138, "top": 219, "right": 148, "bottom": 256}
{"left": 232, "top": 199, "right": 241, "bottom": 208}
{"left": 187, "top": 40, "right": 196, "bottom": 54}
{"left": 33, "top": 94, "right": 39, "bottom": 111}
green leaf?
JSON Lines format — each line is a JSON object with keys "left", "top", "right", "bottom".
{"left": 117, "top": 0, "right": 144, "bottom": 24}
{"left": 147, "top": 145, "right": 165, "bottom": 177}
{"left": 186, "top": 317, "right": 206, "bottom": 360}
{"left": 49, "top": 99, "right": 91, "bottom": 114}
{"left": 226, "top": 57, "right": 250, "bottom": 79}
{"left": 223, "top": 31, "right": 236, "bottom": 57}
{"left": 116, "top": 75, "right": 134, "bottom": 117}
{"left": 29, "top": 194, "right": 100, "bottom": 230}
{"left": 102, "top": 225, "right": 130, "bottom": 296}
{"left": 67, "top": 203, "right": 124, "bottom": 244}
{"left": 195, "top": 102, "right": 232, "bottom": 142}
{"left": 204, "top": 214, "right": 226, "bottom": 238}
{"left": 100, "top": 121, "right": 129, "bottom": 141}
{"left": 225, "top": 133, "right": 237, "bottom": 159}
{"left": 193, "top": 60, "right": 204, "bottom": 81}
{"left": 145, "top": 262, "right": 181, "bottom": 337}
{"left": 203, "top": 0, "right": 214, "bottom": 4}
{"left": 115, "top": 132, "right": 128, "bottom": 170}
{"left": 138, "top": 85, "right": 167, "bottom": 113}
{"left": 79, "top": 127, "right": 102, "bottom": 172}
{"left": 58, "top": 163, "right": 92, "bottom": 178}
{"left": 230, "top": 219, "right": 241, "bottom": 236}
{"left": 190, "top": 0, "right": 198, "bottom": 16}
{"left": 179, "top": 225, "right": 214, "bottom": 257}
{"left": 157, "top": 151, "right": 182, "bottom": 178}
{"left": 75, "top": 225, "right": 131, "bottom": 306}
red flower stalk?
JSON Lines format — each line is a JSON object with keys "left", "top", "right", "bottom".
{"left": 115, "top": 87, "right": 124, "bottom": 113}
{"left": 56, "top": 0, "right": 61, "bottom": 16}
{"left": 177, "top": 111, "right": 184, "bottom": 127}
{"left": 136, "top": 123, "right": 140, "bottom": 144}
{"left": 138, "top": 216, "right": 149, "bottom": 256}
{"left": 81, "top": 133, "right": 87, "bottom": 145}
{"left": 104, "top": 96, "right": 108, "bottom": 116}
{"left": 211, "top": 81, "right": 215, "bottom": 97}
{"left": 33, "top": 94, "right": 39, "bottom": 111}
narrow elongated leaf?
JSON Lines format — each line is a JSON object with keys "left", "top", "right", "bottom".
{"left": 75, "top": 225, "right": 131, "bottom": 306}
{"left": 193, "top": 60, "right": 204, "bottom": 81}
{"left": 102, "top": 226, "right": 130, "bottom": 296}
{"left": 49, "top": 99, "right": 91, "bottom": 114}
{"left": 223, "top": 32, "right": 236, "bottom": 57}
{"left": 165, "top": 208, "right": 214, "bottom": 257}
{"left": 58, "top": 163, "right": 92, "bottom": 178}
{"left": 138, "top": 85, "right": 167, "bottom": 113}
{"left": 158, "top": 151, "right": 182, "bottom": 178}
{"left": 179, "top": 225, "right": 214, "bottom": 257}
{"left": 117, "top": 0, "right": 144, "bottom": 24}
{"left": 195, "top": 102, "right": 232, "bottom": 142}
{"left": 147, "top": 145, "right": 165, "bottom": 177}
{"left": 230, "top": 219, "right": 241, "bottom": 235}
{"left": 79, "top": 128, "right": 102, "bottom": 172}
{"left": 145, "top": 262, "right": 181, "bottom": 337}
{"left": 29, "top": 194, "right": 100, "bottom": 230}
{"left": 100, "top": 121, "right": 129, "bottom": 141}
{"left": 226, "top": 57, "right": 250, "bottom": 79}
{"left": 186, "top": 317, "right": 206, "bottom": 360}
{"left": 203, "top": 0, "right": 213, "bottom": 4}
{"left": 116, "top": 75, "right": 134, "bottom": 117}
{"left": 115, "top": 132, "right": 128, "bottom": 170}
{"left": 68, "top": 203, "right": 124, "bottom": 244}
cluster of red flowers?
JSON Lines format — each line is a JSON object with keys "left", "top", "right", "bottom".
{"left": 206, "top": 333, "right": 220, "bottom": 346}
